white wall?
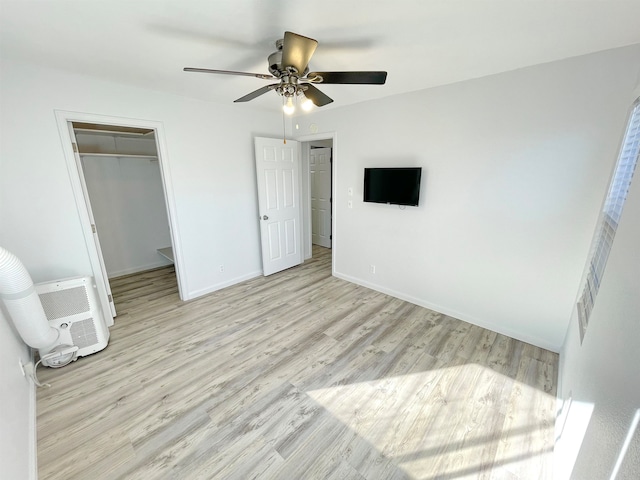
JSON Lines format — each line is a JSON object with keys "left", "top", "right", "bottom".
{"left": 555, "top": 96, "right": 640, "bottom": 477}
{"left": 0, "top": 309, "right": 36, "bottom": 480}
{"left": 556, "top": 151, "right": 640, "bottom": 479}
{"left": 295, "top": 45, "right": 640, "bottom": 351}
{"left": 0, "top": 58, "right": 282, "bottom": 299}
{"left": 77, "top": 132, "right": 173, "bottom": 277}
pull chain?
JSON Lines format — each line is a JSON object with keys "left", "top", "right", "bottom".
{"left": 282, "top": 108, "right": 287, "bottom": 144}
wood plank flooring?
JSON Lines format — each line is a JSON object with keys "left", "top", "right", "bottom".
{"left": 37, "top": 246, "right": 558, "bottom": 479}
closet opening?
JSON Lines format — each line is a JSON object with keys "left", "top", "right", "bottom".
{"left": 56, "top": 111, "right": 184, "bottom": 327}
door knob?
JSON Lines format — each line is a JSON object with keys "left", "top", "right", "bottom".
{"left": 262, "top": 215, "right": 269, "bottom": 220}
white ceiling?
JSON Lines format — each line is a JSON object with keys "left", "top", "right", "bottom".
{"left": 2, "top": 0, "right": 640, "bottom": 112}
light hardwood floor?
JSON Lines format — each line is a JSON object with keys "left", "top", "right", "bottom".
{"left": 37, "top": 246, "right": 558, "bottom": 479}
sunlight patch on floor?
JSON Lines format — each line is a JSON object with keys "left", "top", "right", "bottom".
{"left": 307, "top": 363, "right": 555, "bottom": 479}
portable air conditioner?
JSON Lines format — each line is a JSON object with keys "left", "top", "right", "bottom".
{"left": 36, "top": 276, "right": 109, "bottom": 367}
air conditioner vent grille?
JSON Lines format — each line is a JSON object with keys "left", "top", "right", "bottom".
{"left": 39, "top": 286, "right": 90, "bottom": 319}
{"left": 70, "top": 318, "right": 98, "bottom": 349}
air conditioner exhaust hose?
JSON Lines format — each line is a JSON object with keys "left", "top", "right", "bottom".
{"left": 0, "top": 246, "right": 59, "bottom": 349}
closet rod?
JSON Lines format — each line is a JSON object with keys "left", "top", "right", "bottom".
{"left": 79, "top": 153, "right": 158, "bottom": 160}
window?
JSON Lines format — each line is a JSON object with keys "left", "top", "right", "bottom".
{"left": 577, "top": 98, "right": 640, "bottom": 341}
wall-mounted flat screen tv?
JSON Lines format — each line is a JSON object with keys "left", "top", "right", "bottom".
{"left": 363, "top": 167, "right": 422, "bottom": 206}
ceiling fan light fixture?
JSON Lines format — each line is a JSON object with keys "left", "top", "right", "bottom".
{"left": 301, "top": 96, "right": 314, "bottom": 112}
{"left": 283, "top": 96, "right": 295, "bottom": 115}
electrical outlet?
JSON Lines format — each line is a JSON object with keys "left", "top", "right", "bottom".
{"left": 219, "top": 264, "right": 224, "bottom": 273}
{"left": 370, "top": 264, "right": 376, "bottom": 274}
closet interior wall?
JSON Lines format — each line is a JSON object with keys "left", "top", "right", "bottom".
{"left": 74, "top": 126, "right": 173, "bottom": 278}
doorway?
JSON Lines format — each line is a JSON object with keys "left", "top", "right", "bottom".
{"left": 73, "top": 122, "right": 176, "bottom": 276}
{"left": 55, "top": 111, "right": 185, "bottom": 326}
{"left": 298, "top": 132, "right": 336, "bottom": 273}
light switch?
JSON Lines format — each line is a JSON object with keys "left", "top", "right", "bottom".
{"left": 348, "top": 187, "right": 353, "bottom": 196}
{"left": 348, "top": 200, "right": 353, "bottom": 209}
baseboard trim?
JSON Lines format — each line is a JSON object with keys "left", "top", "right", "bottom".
{"left": 334, "top": 270, "right": 561, "bottom": 352}
{"left": 185, "top": 270, "right": 263, "bottom": 300}
{"left": 108, "top": 260, "right": 173, "bottom": 279}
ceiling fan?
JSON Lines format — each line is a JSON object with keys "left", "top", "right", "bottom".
{"left": 184, "top": 31, "right": 387, "bottom": 114}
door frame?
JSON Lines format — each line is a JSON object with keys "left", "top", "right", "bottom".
{"left": 66, "top": 123, "right": 117, "bottom": 319}
{"left": 296, "top": 131, "right": 337, "bottom": 274}
{"left": 54, "top": 110, "right": 186, "bottom": 325}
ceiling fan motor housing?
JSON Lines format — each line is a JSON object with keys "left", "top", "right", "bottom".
{"left": 268, "top": 39, "right": 310, "bottom": 78}
{"left": 268, "top": 49, "right": 283, "bottom": 77}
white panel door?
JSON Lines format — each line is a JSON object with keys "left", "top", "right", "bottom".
{"left": 310, "top": 147, "right": 332, "bottom": 248}
{"left": 255, "top": 137, "right": 302, "bottom": 276}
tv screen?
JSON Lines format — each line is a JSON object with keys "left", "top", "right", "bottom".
{"left": 364, "top": 167, "right": 422, "bottom": 206}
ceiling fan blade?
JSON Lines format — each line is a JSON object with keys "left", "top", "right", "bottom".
{"left": 183, "top": 67, "right": 273, "bottom": 80}
{"left": 303, "top": 84, "right": 333, "bottom": 107}
{"left": 281, "top": 31, "right": 318, "bottom": 74}
{"left": 307, "top": 71, "right": 388, "bottom": 84}
{"left": 234, "top": 84, "right": 279, "bottom": 103}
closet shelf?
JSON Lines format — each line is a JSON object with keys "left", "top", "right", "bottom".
{"left": 79, "top": 152, "right": 158, "bottom": 160}
{"left": 157, "top": 247, "right": 174, "bottom": 263}
{"left": 74, "top": 126, "right": 155, "bottom": 138}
